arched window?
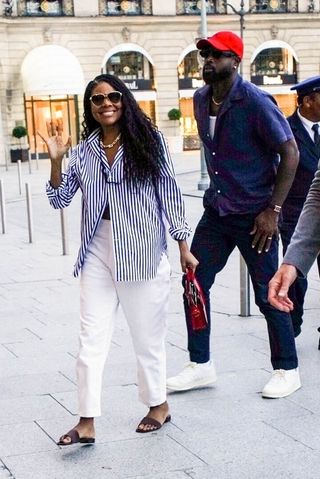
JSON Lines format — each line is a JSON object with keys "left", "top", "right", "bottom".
{"left": 178, "top": 51, "right": 202, "bottom": 80}
{"left": 21, "top": 45, "right": 84, "bottom": 155}
{"left": 106, "top": 51, "right": 153, "bottom": 83}
{"left": 251, "top": 47, "right": 297, "bottom": 86}
{"left": 104, "top": 49, "right": 156, "bottom": 122}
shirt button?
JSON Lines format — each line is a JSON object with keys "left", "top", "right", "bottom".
{"left": 215, "top": 171, "right": 218, "bottom": 175}
{"left": 212, "top": 152, "right": 216, "bottom": 156}
{"left": 217, "top": 190, "right": 221, "bottom": 193}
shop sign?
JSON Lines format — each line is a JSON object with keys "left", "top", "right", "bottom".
{"left": 251, "top": 74, "right": 297, "bottom": 87}
{"left": 263, "top": 75, "right": 283, "bottom": 85}
{"left": 179, "top": 78, "right": 203, "bottom": 89}
{"left": 123, "top": 79, "right": 154, "bottom": 90}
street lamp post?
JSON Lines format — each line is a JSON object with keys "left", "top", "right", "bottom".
{"left": 197, "top": 0, "right": 209, "bottom": 191}
{"left": 222, "top": 0, "right": 256, "bottom": 76}
{"left": 223, "top": 0, "right": 255, "bottom": 316}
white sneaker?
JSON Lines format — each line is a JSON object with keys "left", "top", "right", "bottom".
{"left": 262, "top": 368, "right": 301, "bottom": 398}
{"left": 166, "top": 361, "right": 217, "bottom": 391}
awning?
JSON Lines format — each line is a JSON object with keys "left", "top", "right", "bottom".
{"left": 21, "top": 45, "right": 85, "bottom": 96}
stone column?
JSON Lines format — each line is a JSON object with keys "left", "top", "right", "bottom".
{"left": 152, "top": 0, "right": 176, "bottom": 15}
{"left": 74, "top": 0, "right": 99, "bottom": 16}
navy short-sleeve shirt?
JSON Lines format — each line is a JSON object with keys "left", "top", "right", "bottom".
{"left": 194, "top": 75, "right": 294, "bottom": 216}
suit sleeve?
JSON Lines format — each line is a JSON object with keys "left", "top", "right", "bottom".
{"left": 284, "top": 167, "right": 320, "bottom": 276}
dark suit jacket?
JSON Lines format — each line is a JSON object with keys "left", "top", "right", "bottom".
{"left": 282, "top": 110, "right": 319, "bottom": 223}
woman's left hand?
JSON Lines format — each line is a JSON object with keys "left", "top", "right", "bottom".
{"left": 180, "top": 250, "right": 199, "bottom": 272}
{"left": 178, "top": 240, "right": 198, "bottom": 272}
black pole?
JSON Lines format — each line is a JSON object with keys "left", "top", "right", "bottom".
{"left": 223, "top": 0, "right": 255, "bottom": 77}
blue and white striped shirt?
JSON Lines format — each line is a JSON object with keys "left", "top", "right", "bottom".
{"left": 46, "top": 128, "right": 191, "bottom": 281}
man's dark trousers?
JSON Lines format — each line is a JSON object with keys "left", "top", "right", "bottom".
{"left": 185, "top": 207, "right": 298, "bottom": 370}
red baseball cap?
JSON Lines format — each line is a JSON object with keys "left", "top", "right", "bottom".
{"left": 196, "top": 31, "right": 243, "bottom": 60}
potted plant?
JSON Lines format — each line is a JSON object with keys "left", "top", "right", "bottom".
{"left": 10, "top": 125, "right": 29, "bottom": 163}
{"left": 167, "top": 108, "right": 182, "bottom": 122}
{"left": 167, "top": 108, "right": 183, "bottom": 153}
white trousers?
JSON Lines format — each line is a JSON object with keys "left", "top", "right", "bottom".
{"left": 77, "top": 219, "right": 171, "bottom": 417}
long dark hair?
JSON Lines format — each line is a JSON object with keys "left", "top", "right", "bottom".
{"left": 82, "top": 73, "right": 164, "bottom": 181}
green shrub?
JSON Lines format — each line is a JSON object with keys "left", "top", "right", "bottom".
{"left": 12, "top": 125, "right": 27, "bottom": 139}
{"left": 12, "top": 126, "right": 28, "bottom": 150}
{"left": 168, "top": 108, "right": 182, "bottom": 121}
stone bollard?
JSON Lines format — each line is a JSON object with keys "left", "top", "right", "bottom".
{"left": 25, "top": 182, "right": 34, "bottom": 243}
{"left": 0, "top": 179, "right": 7, "bottom": 234}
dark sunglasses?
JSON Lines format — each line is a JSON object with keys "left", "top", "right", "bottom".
{"left": 199, "top": 49, "right": 236, "bottom": 60}
{"left": 89, "top": 91, "right": 123, "bottom": 106}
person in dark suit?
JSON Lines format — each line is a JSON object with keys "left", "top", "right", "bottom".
{"left": 280, "top": 76, "right": 320, "bottom": 337}
{"left": 269, "top": 163, "right": 320, "bottom": 314}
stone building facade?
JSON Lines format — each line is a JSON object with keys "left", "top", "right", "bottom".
{"left": 0, "top": 0, "right": 320, "bottom": 163}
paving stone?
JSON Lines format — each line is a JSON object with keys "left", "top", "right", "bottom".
{"left": 0, "top": 346, "right": 15, "bottom": 361}
{"left": 4, "top": 436, "right": 203, "bottom": 479}
{"left": 0, "top": 372, "right": 75, "bottom": 399}
{"left": 1, "top": 156, "right": 320, "bottom": 478}
{"left": 0, "top": 353, "right": 75, "bottom": 379}
{"left": 0, "top": 395, "right": 72, "bottom": 426}
{"left": 131, "top": 472, "right": 190, "bottom": 479}
{"left": 265, "top": 410, "right": 320, "bottom": 451}
{"left": 169, "top": 420, "right": 317, "bottom": 475}
{"left": 187, "top": 452, "right": 320, "bottom": 479}
{"left": 0, "top": 422, "right": 56, "bottom": 457}
{"left": 0, "top": 463, "right": 13, "bottom": 479}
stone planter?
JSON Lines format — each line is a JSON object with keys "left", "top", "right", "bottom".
{"left": 10, "top": 148, "right": 29, "bottom": 163}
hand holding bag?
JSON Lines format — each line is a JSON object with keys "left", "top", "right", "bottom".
{"left": 184, "top": 267, "right": 208, "bottom": 331}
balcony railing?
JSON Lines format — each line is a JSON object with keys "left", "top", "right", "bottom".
{"left": 250, "top": 0, "right": 298, "bottom": 13}
{"left": 100, "top": 0, "right": 152, "bottom": 15}
{"left": 176, "top": 0, "right": 226, "bottom": 15}
{"left": 17, "top": 0, "right": 74, "bottom": 16}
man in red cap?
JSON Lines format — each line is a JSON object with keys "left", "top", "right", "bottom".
{"left": 167, "top": 31, "right": 301, "bottom": 399}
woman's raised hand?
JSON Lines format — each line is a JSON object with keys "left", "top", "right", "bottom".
{"left": 37, "top": 121, "right": 71, "bottom": 162}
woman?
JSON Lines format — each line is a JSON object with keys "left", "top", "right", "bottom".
{"left": 40, "top": 74, "right": 198, "bottom": 445}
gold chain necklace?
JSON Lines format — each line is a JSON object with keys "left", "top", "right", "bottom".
{"left": 212, "top": 96, "right": 223, "bottom": 106}
{"left": 101, "top": 132, "right": 121, "bottom": 149}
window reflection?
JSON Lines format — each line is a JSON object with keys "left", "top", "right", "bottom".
{"left": 251, "top": 48, "right": 297, "bottom": 86}
{"left": 102, "top": 0, "right": 152, "bottom": 15}
{"left": 106, "top": 51, "right": 153, "bottom": 82}
{"left": 177, "top": 0, "right": 219, "bottom": 14}
{"left": 25, "top": 95, "right": 78, "bottom": 155}
{"left": 251, "top": 48, "right": 296, "bottom": 76}
{"left": 252, "top": 0, "right": 298, "bottom": 13}
{"left": 178, "top": 51, "right": 202, "bottom": 79}
{"left": 18, "top": 0, "right": 74, "bottom": 16}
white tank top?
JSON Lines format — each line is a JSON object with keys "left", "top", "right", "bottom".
{"left": 209, "top": 116, "right": 216, "bottom": 140}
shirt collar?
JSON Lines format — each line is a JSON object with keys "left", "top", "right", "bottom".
{"left": 297, "top": 108, "right": 320, "bottom": 131}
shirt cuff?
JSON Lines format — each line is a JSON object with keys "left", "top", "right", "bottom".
{"left": 46, "top": 173, "right": 68, "bottom": 197}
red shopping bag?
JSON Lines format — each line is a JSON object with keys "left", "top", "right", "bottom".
{"left": 184, "top": 267, "right": 208, "bottom": 331}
